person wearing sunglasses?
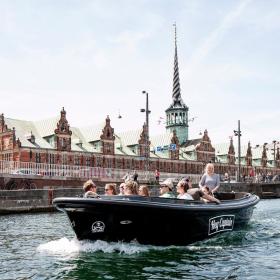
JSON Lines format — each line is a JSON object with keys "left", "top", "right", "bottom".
{"left": 159, "top": 178, "right": 175, "bottom": 198}
{"left": 104, "top": 183, "right": 117, "bottom": 195}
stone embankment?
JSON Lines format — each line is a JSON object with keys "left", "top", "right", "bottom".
{"left": 0, "top": 188, "right": 82, "bottom": 214}
{"left": 219, "top": 182, "right": 280, "bottom": 199}
{"left": 0, "top": 182, "right": 279, "bottom": 215}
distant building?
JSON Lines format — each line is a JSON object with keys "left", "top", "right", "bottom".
{"left": 165, "top": 24, "right": 189, "bottom": 144}
{"left": 0, "top": 27, "right": 279, "bottom": 178}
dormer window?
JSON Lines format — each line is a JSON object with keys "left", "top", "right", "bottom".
{"left": 26, "top": 132, "right": 36, "bottom": 144}
{"left": 77, "top": 140, "right": 83, "bottom": 148}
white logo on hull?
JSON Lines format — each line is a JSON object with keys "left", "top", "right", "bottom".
{"left": 208, "top": 215, "right": 235, "bottom": 235}
{"left": 91, "top": 221, "right": 105, "bottom": 233}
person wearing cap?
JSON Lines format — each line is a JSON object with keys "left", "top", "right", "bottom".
{"left": 159, "top": 178, "right": 175, "bottom": 198}
{"left": 83, "top": 179, "right": 99, "bottom": 198}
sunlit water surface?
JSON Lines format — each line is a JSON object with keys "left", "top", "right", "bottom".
{"left": 1, "top": 199, "right": 280, "bottom": 279}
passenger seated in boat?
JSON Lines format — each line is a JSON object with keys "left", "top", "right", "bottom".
{"left": 104, "top": 183, "right": 117, "bottom": 195}
{"left": 83, "top": 180, "right": 99, "bottom": 198}
{"left": 124, "top": 180, "right": 138, "bottom": 195}
{"left": 176, "top": 180, "right": 193, "bottom": 200}
{"left": 159, "top": 179, "right": 175, "bottom": 198}
{"left": 138, "top": 185, "right": 150, "bottom": 197}
{"left": 181, "top": 177, "right": 220, "bottom": 204}
{"left": 118, "top": 183, "right": 126, "bottom": 195}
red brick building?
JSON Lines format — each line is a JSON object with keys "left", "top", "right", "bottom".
{"left": 1, "top": 26, "right": 279, "bottom": 180}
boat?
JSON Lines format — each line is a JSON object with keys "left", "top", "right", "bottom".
{"left": 53, "top": 192, "right": 259, "bottom": 246}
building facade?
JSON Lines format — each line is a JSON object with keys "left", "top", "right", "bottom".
{"left": 1, "top": 27, "right": 280, "bottom": 179}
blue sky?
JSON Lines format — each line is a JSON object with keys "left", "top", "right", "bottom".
{"left": 0, "top": 0, "right": 279, "bottom": 147}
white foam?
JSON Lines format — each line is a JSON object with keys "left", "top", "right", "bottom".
{"left": 37, "top": 237, "right": 81, "bottom": 255}
{"left": 37, "top": 238, "right": 151, "bottom": 256}
{"left": 37, "top": 237, "right": 225, "bottom": 257}
{"left": 187, "top": 245, "right": 223, "bottom": 251}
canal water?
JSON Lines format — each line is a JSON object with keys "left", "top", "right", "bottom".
{"left": 1, "top": 199, "right": 280, "bottom": 280}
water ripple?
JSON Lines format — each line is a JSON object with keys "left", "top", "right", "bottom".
{"left": 1, "top": 200, "right": 280, "bottom": 280}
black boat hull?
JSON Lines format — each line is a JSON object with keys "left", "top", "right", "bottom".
{"left": 54, "top": 193, "right": 259, "bottom": 246}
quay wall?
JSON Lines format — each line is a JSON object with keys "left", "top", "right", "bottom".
{"left": 0, "top": 174, "right": 89, "bottom": 190}
{"left": 0, "top": 174, "right": 139, "bottom": 190}
{"left": 0, "top": 183, "right": 279, "bottom": 215}
{"left": 0, "top": 188, "right": 82, "bottom": 214}
{"left": 218, "top": 182, "right": 280, "bottom": 198}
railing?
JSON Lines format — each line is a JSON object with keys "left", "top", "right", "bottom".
{"left": 0, "top": 160, "right": 202, "bottom": 183}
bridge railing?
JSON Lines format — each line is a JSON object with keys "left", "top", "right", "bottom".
{"left": 0, "top": 160, "right": 202, "bottom": 183}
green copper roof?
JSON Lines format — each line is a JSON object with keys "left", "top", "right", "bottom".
{"left": 3, "top": 115, "right": 273, "bottom": 163}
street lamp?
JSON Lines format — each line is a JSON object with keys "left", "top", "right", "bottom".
{"left": 234, "top": 120, "right": 242, "bottom": 182}
{"left": 141, "top": 91, "right": 151, "bottom": 179}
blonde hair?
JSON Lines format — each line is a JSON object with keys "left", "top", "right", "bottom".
{"left": 124, "top": 180, "right": 138, "bottom": 195}
{"left": 205, "top": 163, "right": 214, "bottom": 175}
{"left": 83, "top": 180, "right": 96, "bottom": 192}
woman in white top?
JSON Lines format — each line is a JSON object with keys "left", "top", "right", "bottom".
{"left": 176, "top": 180, "right": 193, "bottom": 200}
{"left": 199, "top": 163, "right": 220, "bottom": 193}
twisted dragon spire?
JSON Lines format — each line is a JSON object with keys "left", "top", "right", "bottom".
{"left": 172, "top": 23, "right": 182, "bottom": 104}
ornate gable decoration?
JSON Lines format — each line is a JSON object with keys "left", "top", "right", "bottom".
{"left": 55, "top": 107, "right": 72, "bottom": 135}
{"left": 0, "top": 114, "right": 20, "bottom": 151}
{"left": 170, "top": 130, "right": 180, "bottom": 160}
{"left": 54, "top": 107, "right": 72, "bottom": 152}
{"left": 0, "top": 113, "right": 9, "bottom": 133}
{"left": 196, "top": 130, "right": 215, "bottom": 162}
{"left": 11, "top": 127, "right": 21, "bottom": 149}
{"left": 138, "top": 123, "right": 150, "bottom": 157}
{"left": 228, "top": 137, "right": 235, "bottom": 155}
{"left": 201, "top": 129, "right": 211, "bottom": 143}
{"left": 245, "top": 141, "right": 252, "bottom": 166}
{"left": 100, "top": 116, "right": 115, "bottom": 141}
{"left": 227, "top": 137, "right": 236, "bottom": 165}
{"left": 16, "top": 138, "right": 21, "bottom": 148}
{"left": 100, "top": 116, "right": 115, "bottom": 155}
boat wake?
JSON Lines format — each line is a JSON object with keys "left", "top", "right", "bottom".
{"left": 37, "top": 236, "right": 230, "bottom": 258}
{"left": 37, "top": 238, "right": 153, "bottom": 256}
